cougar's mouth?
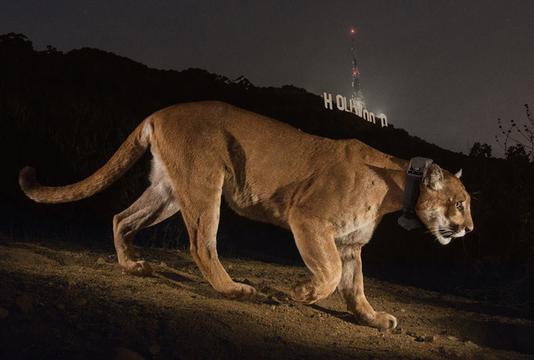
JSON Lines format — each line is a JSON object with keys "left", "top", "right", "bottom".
{"left": 435, "top": 227, "right": 453, "bottom": 245}
{"left": 435, "top": 226, "right": 468, "bottom": 245}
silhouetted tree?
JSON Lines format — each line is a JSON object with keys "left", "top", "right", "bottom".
{"left": 506, "top": 143, "right": 530, "bottom": 164}
{"left": 468, "top": 142, "right": 492, "bottom": 158}
{"left": 496, "top": 104, "right": 534, "bottom": 162}
{"left": 0, "top": 32, "right": 33, "bottom": 53}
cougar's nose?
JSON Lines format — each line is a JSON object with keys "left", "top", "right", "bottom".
{"left": 465, "top": 225, "right": 473, "bottom": 234}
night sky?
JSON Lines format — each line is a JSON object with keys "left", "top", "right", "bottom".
{"left": 2, "top": 0, "right": 533, "bottom": 155}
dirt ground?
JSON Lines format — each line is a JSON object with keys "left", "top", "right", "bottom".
{"left": 0, "top": 240, "right": 533, "bottom": 360}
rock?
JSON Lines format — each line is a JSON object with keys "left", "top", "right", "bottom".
{"left": 96, "top": 257, "right": 106, "bottom": 265}
{"left": 265, "top": 295, "right": 281, "bottom": 305}
{"left": 424, "top": 335, "right": 435, "bottom": 343}
{"left": 15, "top": 295, "right": 33, "bottom": 314}
{"left": 391, "top": 327, "right": 402, "bottom": 335}
{"left": 407, "top": 331, "right": 417, "bottom": 337}
{"left": 114, "top": 347, "right": 145, "bottom": 360}
{"left": 414, "top": 334, "right": 434, "bottom": 343}
{"left": 465, "top": 340, "right": 479, "bottom": 348}
{"left": 447, "top": 335, "right": 459, "bottom": 341}
{"left": 159, "top": 261, "right": 167, "bottom": 267}
{"left": 0, "top": 306, "right": 9, "bottom": 319}
{"left": 148, "top": 344, "right": 160, "bottom": 355}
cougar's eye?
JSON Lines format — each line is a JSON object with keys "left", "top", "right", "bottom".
{"left": 455, "top": 201, "right": 464, "bottom": 213}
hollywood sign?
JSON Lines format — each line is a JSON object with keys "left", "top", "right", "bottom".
{"left": 322, "top": 92, "right": 388, "bottom": 127}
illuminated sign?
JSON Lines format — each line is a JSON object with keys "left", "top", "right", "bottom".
{"left": 322, "top": 92, "right": 388, "bottom": 128}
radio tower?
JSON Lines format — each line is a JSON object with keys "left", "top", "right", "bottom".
{"left": 349, "top": 27, "right": 365, "bottom": 112}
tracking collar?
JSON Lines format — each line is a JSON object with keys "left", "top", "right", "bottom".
{"left": 397, "top": 157, "right": 433, "bottom": 231}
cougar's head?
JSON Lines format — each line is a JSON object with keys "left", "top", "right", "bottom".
{"left": 415, "top": 164, "right": 474, "bottom": 245}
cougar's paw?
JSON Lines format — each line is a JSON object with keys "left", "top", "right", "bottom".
{"left": 223, "top": 282, "right": 257, "bottom": 299}
{"left": 369, "top": 311, "right": 398, "bottom": 330}
{"left": 122, "top": 260, "right": 153, "bottom": 276}
{"left": 291, "top": 283, "right": 318, "bottom": 305}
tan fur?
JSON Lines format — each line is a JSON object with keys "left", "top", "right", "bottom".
{"left": 19, "top": 101, "right": 474, "bottom": 329}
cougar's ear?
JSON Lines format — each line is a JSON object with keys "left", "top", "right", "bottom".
{"left": 423, "top": 163, "right": 444, "bottom": 190}
{"left": 454, "top": 169, "right": 463, "bottom": 178}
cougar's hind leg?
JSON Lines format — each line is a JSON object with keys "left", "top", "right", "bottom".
{"left": 112, "top": 183, "right": 179, "bottom": 275}
{"left": 288, "top": 210, "right": 342, "bottom": 304}
{"left": 178, "top": 170, "right": 256, "bottom": 299}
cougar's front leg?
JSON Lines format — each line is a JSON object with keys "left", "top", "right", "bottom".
{"left": 288, "top": 210, "right": 342, "bottom": 304}
{"left": 337, "top": 245, "right": 397, "bottom": 330}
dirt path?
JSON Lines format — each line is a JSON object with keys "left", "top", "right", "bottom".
{"left": 0, "top": 240, "right": 533, "bottom": 359}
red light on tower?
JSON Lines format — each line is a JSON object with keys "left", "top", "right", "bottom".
{"left": 350, "top": 27, "right": 358, "bottom": 36}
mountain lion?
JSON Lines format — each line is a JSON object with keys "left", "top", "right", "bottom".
{"left": 19, "top": 101, "right": 473, "bottom": 329}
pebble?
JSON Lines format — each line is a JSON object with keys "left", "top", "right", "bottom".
{"left": 266, "top": 295, "right": 281, "bottom": 305}
{"left": 414, "top": 334, "right": 435, "bottom": 343}
{"left": 96, "top": 257, "right": 106, "bottom": 265}
{"left": 15, "top": 295, "right": 33, "bottom": 314}
{"left": 159, "top": 262, "right": 167, "bottom": 267}
{"left": 0, "top": 306, "right": 9, "bottom": 319}
{"left": 465, "top": 340, "right": 479, "bottom": 348}
{"left": 424, "top": 335, "right": 435, "bottom": 343}
{"left": 447, "top": 335, "right": 459, "bottom": 341}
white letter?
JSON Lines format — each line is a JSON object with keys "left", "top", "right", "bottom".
{"left": 379, "top": 114, "right": 388, "bottom": 127}
{"left": 323, "top": 92, "right": 333, "bottom": 110}
{"left": 355, "top": 104, "right": 362, "bottom": 117}
{"left": 369, "top": 112, "right": 376, "bottom": 124}
{"left": 348, "top": 99, "right": 357, "bottom": 114}
{"left": 363, "top": 108, "right": 369, "bottom": 121}
{"left": 336, "top": 94, "right": 345, "bottom": 111}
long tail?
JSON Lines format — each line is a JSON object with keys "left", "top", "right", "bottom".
{"left": 19, "top": 120, "right": 152, "bottom": 204}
